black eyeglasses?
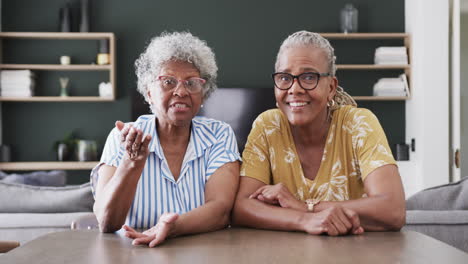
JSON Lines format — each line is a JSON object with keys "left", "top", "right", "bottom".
{"left": 272, "top": 72, "right": 331, "bottom": 90}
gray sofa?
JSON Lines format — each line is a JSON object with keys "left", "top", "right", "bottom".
{"left": 0, "top": 182, "right": 95, "bottom": 245}
{"left": 403, "top": 177, "right": 468, "bottom": 252}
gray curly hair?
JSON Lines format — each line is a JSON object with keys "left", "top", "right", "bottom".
{"left": 275, "top": 30, "right": 357, "bottom": 109}
{"left": 135, "top": 31, "right": 218, "bottom": 107}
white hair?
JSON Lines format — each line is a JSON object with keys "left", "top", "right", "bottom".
{"left": 275, "top": 30, "right": 337, "bottom": 76}
{"left": 135, "top": 31, "right": 218, "bottom": 108}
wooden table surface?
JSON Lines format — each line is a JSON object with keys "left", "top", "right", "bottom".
{"left": 2, "top": 228, "right": 468, "bottom": 264}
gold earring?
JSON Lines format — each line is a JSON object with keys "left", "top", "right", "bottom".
{"left": 327, "top": 99, "right": 336, "bottom": 120}
{"left": 327, "top": 99, "right": 336, "bottom": 109}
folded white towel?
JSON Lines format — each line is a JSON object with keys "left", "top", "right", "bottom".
{"left": 1, "top": 80, "right": 35, "bottom": 87}
{"left": 373, "top": 75, "right": 409, "bottom": 96}
{"left": 374, "top": 46, "right": 408, "bottom": 65}
{"left": 374, "top": 90, "right": 407, "bottom": 96}
{"left": 1, "top": 83, "right": 34, "bottom": 91}
{"left": 0, "top": 91, "right": 33, "bottom": 97}
{"left": 0, "top": 70, "right": 34, "bottom": 80}
{"left": 375, "top": 46, "right": 407, "bottom": 55}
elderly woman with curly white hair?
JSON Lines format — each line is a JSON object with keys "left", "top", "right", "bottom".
{"left": 91, "top": 32, "right": 240, "bottom": 247}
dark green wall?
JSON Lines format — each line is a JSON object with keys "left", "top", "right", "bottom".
{"left": 2, "top": 0, "right": 405, "bottom": 183}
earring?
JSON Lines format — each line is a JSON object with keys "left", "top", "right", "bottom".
{"left": 201, "top": 104, "right": 204, "bottom": 108}
{"left": 276, "top": 102, "right": 279, "bottom": 108}
{"left": 326, "top": 99, "right": 336, "bottom": 121}
{"left": 326, "top": 99, "right": 336, "bottom": 109}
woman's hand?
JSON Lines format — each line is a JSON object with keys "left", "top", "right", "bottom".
{"left": 123, "top": 212, "right": 179, "bottom": 247}
{"left": 116, "top": 121, "right": 152, "bottom": 162}
{"left": 249, "top": 183, "right": 306, "bottom": 211}
{"left": 300, "top": 206, "right": 364, "bottom": 236}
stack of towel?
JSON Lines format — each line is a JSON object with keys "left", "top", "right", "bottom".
{"left": 374, "top": 47, "right": 408, "bottom": 65}
{"left": 373, "top": 74, "right": 409, "bottom": 97}
{"left": 0, "top": 70, "right": 35, "bottom": 97}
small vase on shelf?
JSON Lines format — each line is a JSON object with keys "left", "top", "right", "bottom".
{"left": 79, "top": 0, "right": 90, "bottom": 32}
{"left": 340, "top": 4, "right": 358, "bottom": 33}
{"left": 59, "top": 4, "right": 72, "bottom": 32}
{"left": 59, "top": 77, "right": 70, "bottom": 97}
{"left": 77, "top": 140, "right": 98, "bottom": 161}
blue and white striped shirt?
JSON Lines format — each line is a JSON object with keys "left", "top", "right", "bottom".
{"left": 91, "top": 115, "right": 241, "bottom": 229}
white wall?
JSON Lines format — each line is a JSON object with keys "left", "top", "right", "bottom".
{"left": 461, "top": 13, "right": 468, "bottom": 176}
{"left": 403, "top": 0, "right": 450, "bottom": 194}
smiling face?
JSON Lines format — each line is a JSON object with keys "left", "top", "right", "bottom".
{"left": 147, "top": 60, "right": 204, "bottom": 128}
{"left": 274, "top": 45, "right": 337, "bottom": 127}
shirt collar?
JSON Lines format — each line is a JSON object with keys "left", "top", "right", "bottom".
{"left": 142, "top": 116, "right": 216, "bottom": 161}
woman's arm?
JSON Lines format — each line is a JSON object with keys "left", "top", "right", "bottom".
{"left": 125, "top": 161, "right": 240, "bottom": 247}
{"left": 93, "top": 161, "right": 145, "bottom": 233}
{"left": 233, "top": 177, "right": 307, "bottom": 231}
{"left": 232, "top": 177, "right": 362, "bottom": 236}
{"left": 314, "top": 164, "right": 406, "bottom": 231}
{"left": 93, "top": 123, "right": 151, "bottom": 233}
{"left": 171, "top": 161, "right": 240, "bottom": 236}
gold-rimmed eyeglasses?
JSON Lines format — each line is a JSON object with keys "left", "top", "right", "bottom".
{"left": 157, "top": 75, "right": 206, "bottom": 93}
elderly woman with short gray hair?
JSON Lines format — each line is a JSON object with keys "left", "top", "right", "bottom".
{"left": 233, "top": 30, "right": 406, "bottom": 235}
{"left": 91, "top": 32, "right": 240, "bottom": 247}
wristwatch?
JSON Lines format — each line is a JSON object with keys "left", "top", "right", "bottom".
{"left": 305, "top": 199, "right": 320, "bottom": 212}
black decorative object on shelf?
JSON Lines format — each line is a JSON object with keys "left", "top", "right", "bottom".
{"left": 57, "top": 143, "right": 69, "bottom": 161}
{"left": 0, "top": 145, "right": 11, "bottom": 162}
{"left": 54, "top": 132, "right": 77, "bottom": 161}
{"left": 97, "top": 39, "right": 110, "bottom": 65}
{"left": 99, "top": 39, "right": 109, "bottom": 53}
{"left": 59, "top": 3, "right": 72, "bottom": 32}
{"left": 395, "top": 143, "right": 410, "bottom": 161}
{"left": 0, "top": 0, "right": 3, "bottom": 32}
{"left": 79, "top": 0, "right": 90, "bottom": 32}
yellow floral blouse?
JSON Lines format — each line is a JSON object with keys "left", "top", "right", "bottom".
{"left": 240, "top": 105, "right": 397, "bottom": 201}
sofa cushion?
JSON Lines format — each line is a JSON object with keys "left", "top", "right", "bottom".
{"left": 0, "top": 170, "right": 66, "bottom": 186}
{"left": 406, "top": 210, "right": 468, "bottom": 225}
{"left": 403, "top": 221, "right": 468, "bottom": 253}
{"left": 0, "top": 212, "right": 95, "bottom": 228}
{"left": 0, "top": 182, "right": 93, "bottom": 213}
{"left": 406, "top": 177, "right": 468, "bottom": 210}
{"left": 0, "top": 212, "right": 96, "bottom": 245}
